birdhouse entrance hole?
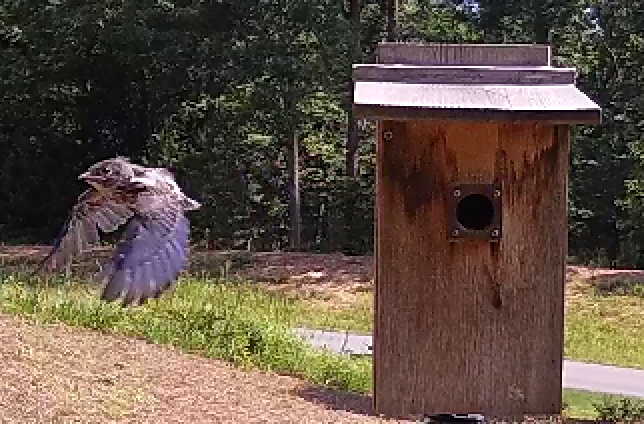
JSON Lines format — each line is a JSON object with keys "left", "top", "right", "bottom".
{"left": 449, "top": 183, "right": 501, "bottom": 241}
{"left": 456, "top": 193, "right": 494, "bottom": 230}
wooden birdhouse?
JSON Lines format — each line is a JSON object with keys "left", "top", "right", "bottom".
{"left": 352, "top": 43, "right": 601, "bottom": 419}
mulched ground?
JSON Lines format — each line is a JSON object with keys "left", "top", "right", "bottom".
{"left": 0, "top": 313, "right": 412, "bottom": 423}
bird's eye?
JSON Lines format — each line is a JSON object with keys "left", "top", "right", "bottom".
{"left": 102, "top": 167, "right": 112, "bottom": 175}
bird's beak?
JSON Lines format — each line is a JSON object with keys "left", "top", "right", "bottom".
{"left": 78, "top": 172, "right": 103, "bottom": 183}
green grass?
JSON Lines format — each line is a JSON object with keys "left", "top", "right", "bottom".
{"left": 565, "top": 312, "right": 644, "bottom": 369}
{"left": 0, "top": 274, "right": 372, "bottom": 394}
{"left": 564, "top": 389, "right": 631, "bottom": 420}
{"left": 562, "top": 389, "right": 602, "bottom": 420}
{"left": 293, "top": 294, "right": 373, "bottom": 334}
{"left": 563, "top": 389, "right": 644, "bottom": 421}
{"left": 1, "top": 272, "right": 643, "bottom": 421}
{"left": 565, "top": 281, "right": 644, "bottom": 370}
{"left": 290, "top": 283, "right": 644, "bottom": 371}
{"left": 293, "top": 298, "right": 644, "bottom": 370}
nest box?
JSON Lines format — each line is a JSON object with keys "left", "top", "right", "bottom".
{"left": 352, "top": 43, "right": 601, "bottom": 419}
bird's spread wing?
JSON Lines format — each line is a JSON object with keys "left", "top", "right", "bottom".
{"left": 35, "top": 188, "right": 134, "bottom": 273}
{"left": 136, "top": 190, "right": 186, "bottom": 239}
{"left": 98, "top": 191, "right": 191, "bottom": 306}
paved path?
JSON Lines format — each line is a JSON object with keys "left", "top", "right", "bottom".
{"left": 293, "top": 328, "right": 644, "bottom": 399}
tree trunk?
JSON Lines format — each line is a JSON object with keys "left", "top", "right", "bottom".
{"left": 347, "top": 0, "right": 361, "bottom": 178}
{"left": 137, "top": 68, "right": 152, "bottom": 158}
{"left": 532, "top": 0, "right": 549, "bottom": 44}
{"left": 286, "top": 128, "right": 301, "bottom": 250}
{"left": 608, "top": 210, "right": 620, "bottom": 269}
{"left": 346, "top": 123, "right": 359, "bottom": 177}
{"left": 479, "top": 1, "right": 505, "bottom": 43}
{"left": 385, "top": 0, "right": 397, "bottom": 41}
{"left": 343, "top": 0, "right": 363, "bottom": 254}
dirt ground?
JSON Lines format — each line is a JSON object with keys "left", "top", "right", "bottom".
{"left": 235, "top": 251, "right": 644, "bottom": 310}
{"left": 0, "top": 247, "right": 397, "bottom": 423}
{"left": 0, "top": 312, "right": 413, "bottom": 423}
{"left": 5, "top": 246, "right": 643, "bottom": 305}
{"left": 0, "top": 246, "right": 641, "bottom": 423}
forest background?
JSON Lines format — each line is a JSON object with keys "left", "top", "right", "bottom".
{"left": 1, "top": 0, "right": 642, "bottom": 268}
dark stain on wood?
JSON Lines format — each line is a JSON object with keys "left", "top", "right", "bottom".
{"left": 380, "top": 121, "right": 447, "bottom": 221}
{"left": 375, "top": 119, "right": 567, "bottom": 419}
{"left": 489, "top": 242, "right": 502, "bottom": 309}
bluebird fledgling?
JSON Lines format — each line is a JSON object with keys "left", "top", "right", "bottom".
{"left": 35, "top": 157, "right": 201, "bottom": 306}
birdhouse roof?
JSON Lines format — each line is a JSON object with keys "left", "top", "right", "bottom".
{"left": 353, "top": 43, "right": 601, "bottom": 124}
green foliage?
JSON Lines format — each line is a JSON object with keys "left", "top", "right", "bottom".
{"left": 0, "top": 0, "right": 240, "bottom": 239}
{"left": 593, "top": 395, "right": 644, "bottom": 422}
{"left": 3, "top": 0, "right": 644, "bottom": 264}
{"left": 398, "top": 0, "right": 482, "bottom": 42}
{"left": 563, "top": 389, "right": 644, "bottom": 420}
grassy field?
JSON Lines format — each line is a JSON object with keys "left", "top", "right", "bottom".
{"left": 1, "top": 249, "right": 643, "bottom": 422}
{"left": 565, "top": 277, "right": 644, "bottom": 370}
{"left": 290, "top": 271, "right": 644, "bottom": 371}
{"left": 297, "top": 292, "right": 644, "bottom": 370}
{"left": 0, "top": 275, "right": 372, "bottom": 394}
{"left": 0, "top": 275, "right": 641, "bottom": 422}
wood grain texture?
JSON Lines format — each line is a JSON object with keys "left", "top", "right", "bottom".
{"left": 353, "top": 82, "right": 601, "bottom": 124}
{"left": 353, "top": 82, "right": 602, "bottom": 124}
{"left": 374, "top": 120, "right": 568, "bottom": 418}
{"left": 353, "top": 64, "right": 576, "bottom": 85}
{"left": 376, "top": 43, "right": 551, "bottom": 66}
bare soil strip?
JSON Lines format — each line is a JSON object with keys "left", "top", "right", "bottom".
{"left": 0, "top": 313, "right": 409, "bottom": 423}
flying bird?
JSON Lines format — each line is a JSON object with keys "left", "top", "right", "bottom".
{"left": 34, "top": 157, "right": 201, "bottom": 307}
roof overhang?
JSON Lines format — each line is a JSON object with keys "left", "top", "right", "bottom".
{"left": 352, "top": 44, "right": 602, "bottom": 125}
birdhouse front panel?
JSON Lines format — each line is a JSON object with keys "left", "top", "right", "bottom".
{"left": 374, "top": 118, "right": 568, "bottom": 418}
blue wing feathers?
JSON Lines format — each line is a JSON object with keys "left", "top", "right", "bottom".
{"left": 100, "top": 214, "right": 191, "bottom": 306}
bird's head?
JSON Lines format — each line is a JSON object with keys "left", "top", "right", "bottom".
{"left": 79, "top": 157, "right": 135, "bottom": 191}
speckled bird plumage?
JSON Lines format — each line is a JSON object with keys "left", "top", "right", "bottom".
{"left": 35, "top": 157, "right": 201, "bottom": 307}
